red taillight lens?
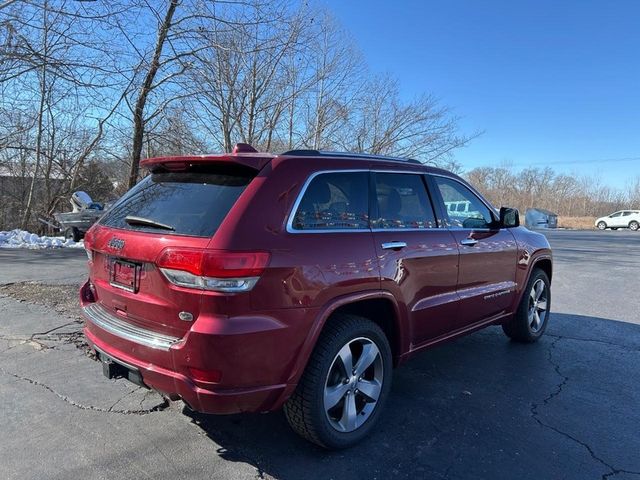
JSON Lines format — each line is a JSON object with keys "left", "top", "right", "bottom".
{"left": 84, "top": 229, "right": 94, "bottom": 262}
{"left": 201, "top": 251, "right": 270, "bottom": 278}
{"left": 156, "top": 248, "right": 204, "bottom": 276}
{"left": 157, "top": 249, "right": 270, "bottom": 277}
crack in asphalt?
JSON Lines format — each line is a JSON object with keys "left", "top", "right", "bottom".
{"left": 0, "top": 367, "right": 169, "bottom": 415}
{"left": 531, "top": 337, "right": 640, "bottom": 480}
{"left": 107, "top": 386, "right": 142, "bottom": 412}
{"left": 545, "top": 333, "right": 640, "bottom": 353}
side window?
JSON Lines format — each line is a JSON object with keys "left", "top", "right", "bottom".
{"left": 622, "top": 211, "right": 631, "bottom": 217}
{"left": 292, "top": 172, "right": 369, "bottom": 230}
{"left": 434, "top": 177, "right": 494, "bottom": 229}
{"left": 373, "top": 173, "right": 437, "bottom": 229}
{"left": 610, "top": 212, "right": 622, "bottom": 217}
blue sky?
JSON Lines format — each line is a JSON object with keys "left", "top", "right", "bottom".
{"left": 322, "top": 0, "right": 640, "bottom": 189}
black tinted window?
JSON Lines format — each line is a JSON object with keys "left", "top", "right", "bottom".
{"left": 373, "top": 173, "right": 437, "bottom": 229}
{"left": 292, "top": 172, "right": 369, "bottom": 230}
{"left": 434, "top": 176, "right": 494, "bottom": 229}
{"left": 100, "top": 167, "right": 254, "bottom": 237}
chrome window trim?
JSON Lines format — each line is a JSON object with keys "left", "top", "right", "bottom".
{"left": 370, "top": 227, "right": 440, "bottom": 233}
{"left": 83, "top": 303, "right": 181, "bottom": 351}
{"left": 286, "top": 168, "right": 432, "bottom": 234}
{"left": 286, "top": 169, "right": 501, "bottom": 234}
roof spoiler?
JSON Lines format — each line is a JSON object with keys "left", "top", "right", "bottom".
{"left": 140, "top": 144, "right": 273, "bottom": 172}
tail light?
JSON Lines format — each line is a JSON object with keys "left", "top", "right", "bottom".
{"left": 83, "top": 229, "right": 94, "bottom": 262}
{"left": 156, "top": 248, "right": 270, "bottom": 293}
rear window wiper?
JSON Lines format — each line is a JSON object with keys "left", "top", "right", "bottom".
{"left": 125, "top": 215, "right": 175, "bottom": 231}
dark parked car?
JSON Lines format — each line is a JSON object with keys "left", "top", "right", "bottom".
{"left": 81, "top": 144, "right": 553, "bottom": 449}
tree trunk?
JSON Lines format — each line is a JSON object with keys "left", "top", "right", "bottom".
{"left": 21, "top": 3, "right": 49, "bottom": 229}
{"left": 127, "top": 0, "right": 179, "bottom": 189}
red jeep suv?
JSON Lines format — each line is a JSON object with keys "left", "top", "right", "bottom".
{"left": 81, "top": 145, "right": 552, "bottom": 449}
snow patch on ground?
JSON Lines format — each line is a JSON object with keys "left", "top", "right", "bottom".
{"left": 0, "top": 229, "right": 84, "bottom": 249}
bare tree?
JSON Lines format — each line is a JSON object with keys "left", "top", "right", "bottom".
{"left": 126, "top": 0, "right": 179, "bottom": 188}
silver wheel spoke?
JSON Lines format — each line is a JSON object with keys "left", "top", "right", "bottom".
{"left": 357, "top": 378, "right": 381, "bottom": 402}
{"left": 336, "top": 344, "right": 353, "bottom": 376}
{"left": 534, "top": 280, "right": 544, "bottom": 301}
{"left": 339, "top": 393, "right": 357, "bottom": 431}
{"left": 353, "top": 344, "right": 379, "bottom": 376}
{"left": 528, "top": 279, "right": 548, "bottom": 333}
{"left": 324, "top": 383, "right": 350, "bottom": 410}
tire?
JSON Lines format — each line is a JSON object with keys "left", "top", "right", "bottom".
{"left": 283, "top": 314, "right": 392, "bottom": 449}
{"left": 597, "top": 221, "right": 607, "bottom": 230}
{"left": 629, "top": 221, "right": 639, "bottom": 231}
{"left": 64, "top": 227, "right": 82, "bottom": 242}
{"left": 502, "top": 269, "right": 551, "bottom": 343}
{"left": 612, "top": 228, "right": 618, "bottom": 231}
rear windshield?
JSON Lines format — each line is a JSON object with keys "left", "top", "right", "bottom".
{"left": 100, "top": 166, "right": 255, "bottom": 237}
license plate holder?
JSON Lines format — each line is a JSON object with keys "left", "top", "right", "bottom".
{"left": 109, "top": 258, "right": 140, "bottom": 293}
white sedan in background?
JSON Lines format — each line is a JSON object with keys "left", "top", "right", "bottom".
{"left": 595, "top": 210, "right": 640, "bottom": 231}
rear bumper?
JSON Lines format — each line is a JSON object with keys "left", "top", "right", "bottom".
{"left": 80, "top": 281, "right": 313, "bottom": 414}
{"left": 85, "top": 327, "right": 287, "bottom": 414}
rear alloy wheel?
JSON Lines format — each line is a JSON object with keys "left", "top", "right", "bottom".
{"left": 629, "top": 221, "right": 639, "bottom": 231}
{"left": 323, "top": 337, "right": 384, "bottom": 433}
{"left": 597, "top": 221, "right": 607, "bottom": 230}
{"left": 284, "top": 314, "right": 392, "bottom": 449}
{"left": 502, "top": 269, "right": 550, "bottom": 343}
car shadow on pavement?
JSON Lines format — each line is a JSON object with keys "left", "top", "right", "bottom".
{"left": 184, "top": 313, "right": 640, "bottom": 480}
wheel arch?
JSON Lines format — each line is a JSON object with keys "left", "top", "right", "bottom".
{"left": 533, "top": 257, "right": 552, "bottom": 283}
{"left": 509, "top": 254, "right": 553, "bottom": 315}
{"left": 286, "top": 291, "right": 406, "bottom": 381}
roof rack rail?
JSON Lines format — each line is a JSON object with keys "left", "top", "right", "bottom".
{"left": 280, "top": 149, "right": 422, "bottom": 165}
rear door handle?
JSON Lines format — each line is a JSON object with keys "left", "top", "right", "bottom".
{"left": 460, "top": 238, "right": 478, "bottom": 246}
{"left": 381, "top": 241, "right": 407, "bottom": 250}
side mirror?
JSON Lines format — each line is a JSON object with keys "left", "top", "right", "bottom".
{"left": 499, "top": 207, "right": 520, "bottom": 228}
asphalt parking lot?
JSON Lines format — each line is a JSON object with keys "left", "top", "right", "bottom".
{"left": 1, "top": 229, "right": 639, "bottom": 480}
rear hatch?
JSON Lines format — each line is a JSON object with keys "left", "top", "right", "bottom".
{"left": 85, "top": 162, "right": 259, "bottom": 338}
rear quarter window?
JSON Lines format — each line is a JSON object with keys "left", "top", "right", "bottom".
{"left": 100, "top": 166, "right": 255, "bottom": 237}
{"left": 291, "top": 172, "right": 369, "bottom": 230}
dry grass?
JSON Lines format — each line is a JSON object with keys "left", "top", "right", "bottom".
{"left": 557, "top": 216, "right": 596, "bottom": 230}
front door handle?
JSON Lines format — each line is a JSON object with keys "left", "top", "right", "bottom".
{"left": 460, "top": 238, "right": 478, "bottom": 247}
{"left": 381, "top": 241, "right": 407, "bottom": 250}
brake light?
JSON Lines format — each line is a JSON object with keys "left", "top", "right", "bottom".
{"left": 156, "top": 249, "right": 270, "bottom": 292}
{"left": 156, "top": 249, "right": 202, "bottom": 276}
{"left": 202, "top": 251, "right": 270, "bottom": 278}
{"left": 84, "top": 230, "right": 94, "bottom": 262}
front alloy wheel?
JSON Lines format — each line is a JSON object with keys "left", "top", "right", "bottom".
{"left": 528, "top": 279, "right": 548, "bottom": 333}
{"left": 597, "top": 221, "right": 607, "bottom": 230}
{"left": 502, "top": 268, "right": 551, "bottom": 342}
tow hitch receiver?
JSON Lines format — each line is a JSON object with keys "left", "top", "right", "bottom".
{"left": 98, "top": 351, "right": 147, "bottom": 389}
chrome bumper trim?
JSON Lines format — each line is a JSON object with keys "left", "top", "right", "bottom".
{"left": 83, "top": 303, "right": 181, "bottom": 351}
